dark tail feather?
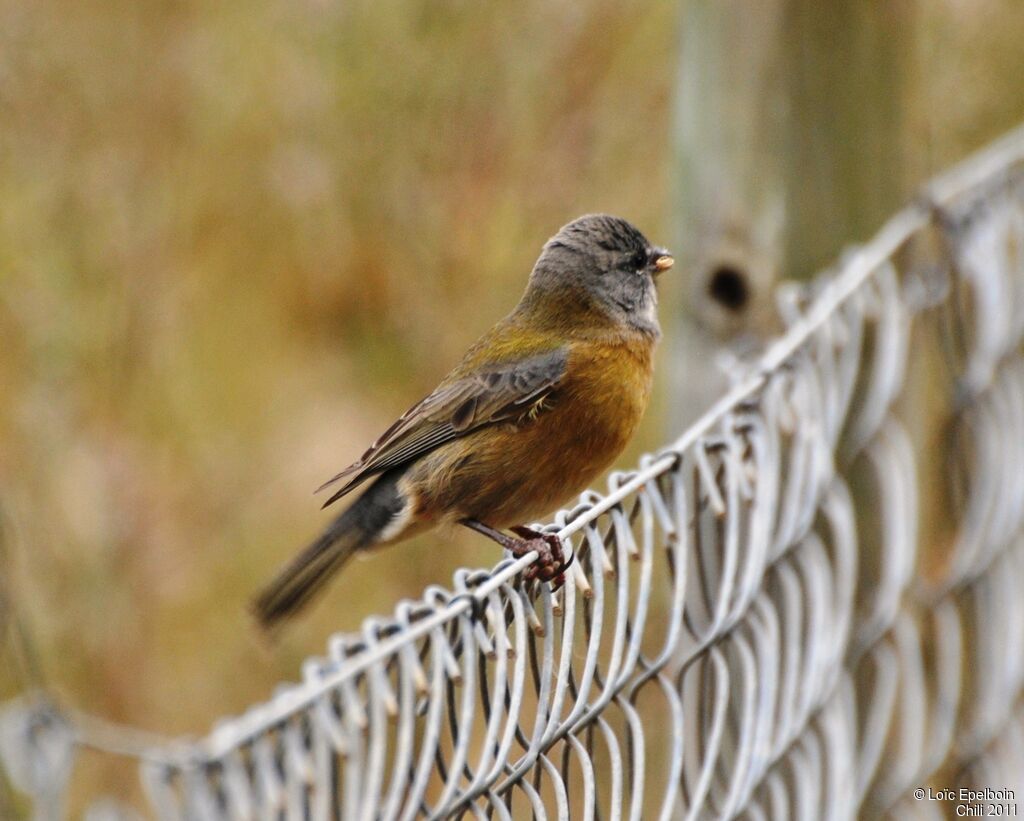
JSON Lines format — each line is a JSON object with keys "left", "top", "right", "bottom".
{"left": 253, "top": 471, "right": 405, "bottom": 629}
{"left": 252, "top": 518, "right": 364, "bottom": 629}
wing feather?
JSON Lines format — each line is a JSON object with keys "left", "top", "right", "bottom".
{"left": 317, "top": 348, "right": 568, "bottom": 507}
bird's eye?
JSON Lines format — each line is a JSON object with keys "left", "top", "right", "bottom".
{"left": 618, "top": 252, "right": 645, "bottom": 273}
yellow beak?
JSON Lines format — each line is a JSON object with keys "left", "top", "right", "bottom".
{"left": 654, "top": 255, "right": 674, "bottom": 273}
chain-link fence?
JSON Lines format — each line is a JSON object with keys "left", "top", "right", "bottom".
{"left": 4, "top": 125, "right": 1024, "bottom": 820}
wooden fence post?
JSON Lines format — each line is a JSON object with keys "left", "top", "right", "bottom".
{"left": 671, "top": 0, "right": 915, "bottom": 422}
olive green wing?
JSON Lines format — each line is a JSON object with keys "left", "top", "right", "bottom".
{"left": 316, "top": 348, "right": 568, "bottom": 508}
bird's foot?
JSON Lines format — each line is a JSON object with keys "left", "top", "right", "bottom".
{"left": 459, "top": 518, "right": 571, "bottom": 589}
{"left": 509, "top": 526, "right": 570, "bottom": 587}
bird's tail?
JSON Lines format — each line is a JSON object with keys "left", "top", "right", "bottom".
{"left": 253, "top": 471, "right": 406, "bottom": 629}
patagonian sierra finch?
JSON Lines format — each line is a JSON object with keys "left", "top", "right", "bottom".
{"left": 254, "top": 214, "right": 673, "bottom": 629}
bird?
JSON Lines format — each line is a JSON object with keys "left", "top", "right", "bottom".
{"left": 253, "top": 214, "right": 673, "bottom": 628}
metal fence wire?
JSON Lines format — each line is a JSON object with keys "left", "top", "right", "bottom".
{"left": 4, "top": 124, "right": 1024, "bottom": 820}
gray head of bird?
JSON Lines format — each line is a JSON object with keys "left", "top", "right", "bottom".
{"left": 520, "top": 214, "right": 673, "bottom": 337}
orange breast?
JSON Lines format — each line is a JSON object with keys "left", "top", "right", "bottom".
{"left": 409, "top": 335, "right": 656, "bottom": 527}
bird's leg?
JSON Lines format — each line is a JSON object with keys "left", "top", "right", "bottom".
{"left": 460, "top": 519, "right": 569, "bottom": 587}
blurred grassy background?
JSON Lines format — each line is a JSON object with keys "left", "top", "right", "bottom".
{"left": 1, "top": 0, "right": 1023, "bottom": 812}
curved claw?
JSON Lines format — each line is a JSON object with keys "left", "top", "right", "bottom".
{"left": 510, "top": 526, "right": 572, "bottom": 587}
